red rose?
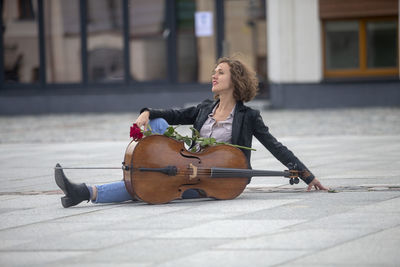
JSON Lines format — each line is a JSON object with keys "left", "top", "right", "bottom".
{"left": 130, "top": 123, "right": 143, "bottom": 141}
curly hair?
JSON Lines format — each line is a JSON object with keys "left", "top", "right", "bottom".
{"left": 214, "top": 57, "right": 259, "bottom": 102}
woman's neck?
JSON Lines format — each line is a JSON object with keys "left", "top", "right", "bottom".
{"left": 217, "top": 94, "right": 236, "bottom": 112}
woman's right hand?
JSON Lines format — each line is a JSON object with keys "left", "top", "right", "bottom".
{"left": 135, "top": 111, "right": 150, "bottom": 130}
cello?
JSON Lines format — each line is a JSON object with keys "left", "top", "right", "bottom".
{"left": 123, "top": 135, "right": 301, "bottom": 204}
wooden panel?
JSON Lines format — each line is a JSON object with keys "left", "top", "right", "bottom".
{"left": 319, "top": 0, "right": 398, "bottom": 19}
{"left": 324, "top": 68, "right": 399, "bottom": 78}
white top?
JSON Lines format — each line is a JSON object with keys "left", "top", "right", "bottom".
{"left": 199, "top": 104, "right": 236, "bottom": 144}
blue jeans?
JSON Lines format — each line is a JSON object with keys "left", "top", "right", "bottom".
{"left": 93, "top": 118, "right": 201, "bottom": 203}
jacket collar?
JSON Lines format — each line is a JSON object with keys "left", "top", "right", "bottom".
{"left": 195, "top": 100, "right": 218, "bottom": 131}
{"left": 196, "top": 99, "right": 246, "bottom": 145}
{"left": 232, "top": 101, "right": 245, "bottom": 145}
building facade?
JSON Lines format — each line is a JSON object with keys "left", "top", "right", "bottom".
{"left": 268, "top": 0, "right": 399, "bottom": 108}
{"left": 0, "top": 0, "right": 399, "bottom": 114}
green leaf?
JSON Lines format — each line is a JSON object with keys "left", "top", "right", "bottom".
{"left": 191, "top": 127, "right": 200, "bottom": 138}
{"left": 200, "top": 139, "right": 210, "bottom": 146}
{"left": 163, "top": 126, "right": 175, "bottom": 137}
{"left": 143, "top": 130, "right": 153, "bottom": 137}
{"left": 184, "top": 138, "right": 192, "bottom": 147}
{"left": 328, "top": 189, "right": 339, "bottom": 193}
{"left": 140, "top": 123, "right": 256, "bottom": 151}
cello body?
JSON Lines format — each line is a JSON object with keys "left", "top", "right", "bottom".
{"left": 123, "top": 135, "right": 249, "bottom": 204}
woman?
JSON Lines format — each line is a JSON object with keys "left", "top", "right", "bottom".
{"left": 55, "top": 57, "right": 327, "bottom": 208}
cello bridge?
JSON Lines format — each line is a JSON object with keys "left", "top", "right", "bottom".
{"left": 189, "top": 163, "right": 198, "bottom": 180}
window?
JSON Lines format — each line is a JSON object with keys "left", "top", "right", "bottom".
{"left": 18, "top": 0, "right": 35, "bottom": 20}
{"left": 45, "top": 0, "right": 82, "bottom": 83}
{"left": 224, "top": 0, "right": 267, "bottom": 87}
{"left": 323, "top": 17, "right": 398, "bottom": 78}
{"left": 128, "top": 0, "right": 168, "bottom": 82}
{"left": 87, "top": 0, "right": 124, "bottom": 83}
{"left": 4, "top": 0, "right": 39, "bottom": 83}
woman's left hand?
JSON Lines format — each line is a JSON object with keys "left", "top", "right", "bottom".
{"left": 307, "top": 178, "right": 328, "bottom": 191}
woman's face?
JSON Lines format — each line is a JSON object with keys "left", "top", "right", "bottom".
{"left": 212, "top": 63, "right": 233, "bottom": 95}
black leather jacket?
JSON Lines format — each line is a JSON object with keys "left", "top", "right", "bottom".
{"left": 142, "top": 99, "right": 315, "bottom": 184}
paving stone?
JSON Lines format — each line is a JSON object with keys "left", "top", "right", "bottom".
{"left": 44, "top": 263, "right": 151, "bottom": 267}
{"left": 355, "top": 197, "right": 400, "bottom": 213}
{"left": 6, "top": 229, "right": 162, "bottom": 251}
{"left": 0, "top": 195, "right": 114, "bottom": 230}
{"left": 60, "top": 238, "right": 232, "bottom": 265}
{"left": 284, "top": 226, "right": 400, "bottom": 266}
{"left": 182, "top": 198, "right": 302, "bottom": 215}
{"left": 156, "top": 219, "right": 305, "bottom": 238}
{"left": 217, "top": 228, "right": 370, "bottom": 250}
{"left": 158, "top": 250, "right": 311, "bottom": 267}
{"left": 1, "top": 108, "right": 400, "bottom": 266}
{"left": 0, "top": 251, "right": 87, "bottom": 266}
{"left": 294, "top": 208, "right": 400, "bottom": 231}
{"left": 237, "top": 191, "right": 400, "bottom": 220}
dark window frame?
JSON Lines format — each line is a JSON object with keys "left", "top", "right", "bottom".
{"left": 1, "top": 0, "right": 225, "bottom": 90}
{"left": 323, "top": 16, "right": 399, "bottom": 78}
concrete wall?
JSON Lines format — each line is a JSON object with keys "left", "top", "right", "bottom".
{"left": 267, "top": 0, "right": 322, "bottom": 83}
{"left": 270, "top": 80, "right": 400, "bottom": 109}
{"left": 0, "top": 84, "right": 213, "bottom": 115}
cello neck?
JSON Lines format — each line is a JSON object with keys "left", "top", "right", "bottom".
{"left": 210, "top": 167, "right": 290, "bottom": 178}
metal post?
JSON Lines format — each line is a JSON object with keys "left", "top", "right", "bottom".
{"left": 38, "top": 0, "right": 46, "bottom": 87}
{"left": 215, "top": 0, "right": 225, "bottom": 59}
{"left": 0, "top": 0, "right": 4, "bottom": 87}
{"left": 122, "top": 0, "right": 131, "bottom": 85}
{"left": 80, "top": 0, "right": 88, "bottom": 85}
{"left": 166, "top": 0, "right": 177, "bottom": 83}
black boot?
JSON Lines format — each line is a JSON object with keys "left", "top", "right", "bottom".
{"left": 55, "top": 163, "right": 90, "bottom": 208}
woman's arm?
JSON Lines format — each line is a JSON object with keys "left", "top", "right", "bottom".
{"left": 252, "top": 110, "right": 316, "bottom": 185}
{"left": 138, "top": 100, "right": 213, "bottom": 126}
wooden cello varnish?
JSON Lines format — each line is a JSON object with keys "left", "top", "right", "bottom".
{"left": 123, "top": 135, "right": 249, "bottom": 204}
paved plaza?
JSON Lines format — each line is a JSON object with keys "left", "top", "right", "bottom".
{"left": 1, "top": 106, "right": 400, "bottom": 266}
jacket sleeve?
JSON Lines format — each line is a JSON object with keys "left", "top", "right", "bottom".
{"left": 252, "top": 110, "right": 315, "bottom": 184}
{"left": 140, "top": 99, "right": 212, "bottom": 126}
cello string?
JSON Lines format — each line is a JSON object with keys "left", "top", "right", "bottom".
{"left": 172, "top": 170, "right": 288, "bottom": 178}
{"left": 196, "top": 168, "right": 288, "bottom": 177}
{"left": 109, "top": 166, "right": 289, "bottom": 178}
{"left": 133, "top": 171, "right": 286, "bottom": 178}
{"left": 54, "top": 166, "right": 123, "bottom": 169}
{"left": 132, "top": 168, "right": 287, "bottom": 177}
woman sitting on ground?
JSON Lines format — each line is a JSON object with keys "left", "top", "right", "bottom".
{"left": 55, "top": 57, "right": 327, "bottom": 208}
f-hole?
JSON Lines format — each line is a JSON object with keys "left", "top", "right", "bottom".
{"left": 180, "top": 149, "right": 201, "bottom": 164}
